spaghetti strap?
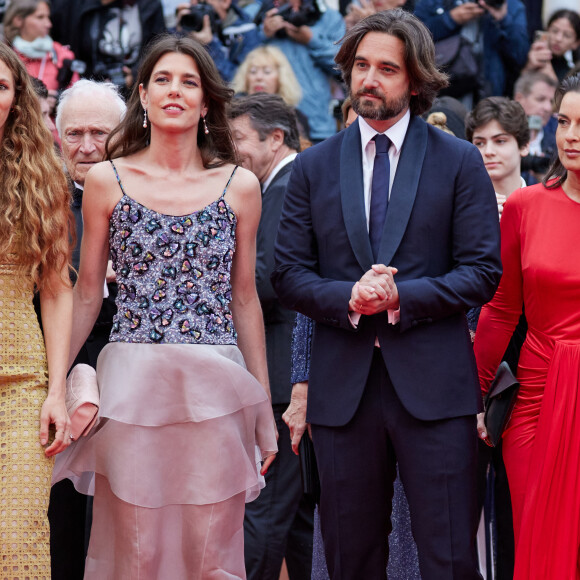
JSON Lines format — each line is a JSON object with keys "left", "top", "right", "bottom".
{"left": 220, "top": 166, "right": 238, "bottom": 200}
{"left": 109, "top": 160, "right": 127, "bottom": 197}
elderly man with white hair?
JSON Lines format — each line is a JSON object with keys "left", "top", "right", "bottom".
{"left": 49, "top": 79, "right": 126, "bottom": 580}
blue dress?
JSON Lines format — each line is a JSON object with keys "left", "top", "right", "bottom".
{"left": 292, "top": 313, "right": 421, "bottom": 579}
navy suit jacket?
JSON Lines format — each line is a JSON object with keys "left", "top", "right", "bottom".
{"left": 271, "top": 115, "right": 502, "bottom": 426}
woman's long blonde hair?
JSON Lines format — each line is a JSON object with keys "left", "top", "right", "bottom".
{"left": 0, "top": 43, "right": 73, "bottom": 293}
{"left": 231, "top": 45, "right": 302, "bottom": 107}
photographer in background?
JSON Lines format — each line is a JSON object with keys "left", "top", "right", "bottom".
{"left": 257, "top": 0, "right": 344, "bottom": 142}
{"left": 174, "top": 0, "right": 260, "bottom": 82}
{"left": 3, "top": 0, "right": 82, "bottom": 103}
{"left": 49, "top": 0, "right": 165, "bottom": 97}
{"left": 523, "top": 9, "right": 580, "bottom": 82}
{"left": 513, "top": 71, "right": 558, "bottom": 180}
{"left": 414, "top": 0, "right": 529, "bottom": 106}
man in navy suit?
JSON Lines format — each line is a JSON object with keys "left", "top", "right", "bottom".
{"left": 272, "top": 9, "right": 502, "bottom": 579}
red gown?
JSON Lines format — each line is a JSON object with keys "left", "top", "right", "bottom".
{"left": 474, "top": 183, "right": 580, "bottom": 580}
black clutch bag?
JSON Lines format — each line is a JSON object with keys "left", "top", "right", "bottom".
{"left": 298, "top": 434, "right": 321, "bottom": 505}
{"left": 484, "top": 361, "right": 520, "bottom": 447}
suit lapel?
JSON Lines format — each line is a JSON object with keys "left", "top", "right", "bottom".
{"left": 340, "top": 119, "right": 374, "bottom": 272}
{"left": 378, "top": 115, "right": 427, "bottom": 265}
{"left": 264, "top": 162, "right": 293, "bottom": 195}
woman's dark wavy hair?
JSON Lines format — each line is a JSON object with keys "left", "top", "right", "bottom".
{"left": 335, "top": 9, "right": 449, "bottom": 117}
{"left": 543, "top": 73, "right": 580, "bottom": 189}
{"left": 106, "top": 34, "right": 237, "bottom": 167}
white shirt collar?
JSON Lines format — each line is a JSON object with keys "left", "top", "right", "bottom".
{"left": 358, "top": 109, "right": 410, "bottom": 156}
{"left": 262, "top": 153, "right": 297, "bottom": 192}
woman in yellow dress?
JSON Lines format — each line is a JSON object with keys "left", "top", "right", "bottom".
{"left": 0, "top": 43, "right": 73, "bottom": 577}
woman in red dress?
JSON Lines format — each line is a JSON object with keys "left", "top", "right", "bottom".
{"left": 474, "top": 73, "right": 580, "bottom": 580}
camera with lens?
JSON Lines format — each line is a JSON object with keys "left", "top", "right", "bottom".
{"left": 276, "top": 1, "right": 321, "bottom": 27}
{"left": 483, "top": 0, "right": 505, "bottom": 8}
{"left": 57, "top": 59, "right": 86, "bottom": 91}
{"left": 93, "top": 61, "right": 127, "bottom": 88}
{"left": 464, "top": 0, "right": 505, "bottom": 6}
{"left": 180, "top": 2, "right": 222, "bottom": 36}
{"left": 254, "top": 0, "right": 322, "bottom": 38}
{"left": 521, "top": 152, "right": 553, "bottom": 174}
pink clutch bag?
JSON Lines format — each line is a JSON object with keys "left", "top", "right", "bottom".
{"left": 66, "top": 364, "right": 100, "bottom": 441}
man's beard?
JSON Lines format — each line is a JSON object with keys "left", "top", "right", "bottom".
{"left": 351, "top": 87, "right": 410, "bottom": 121}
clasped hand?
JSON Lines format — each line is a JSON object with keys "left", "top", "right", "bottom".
{"left": 349, "top": 264, "right": 399, "bottom": 315}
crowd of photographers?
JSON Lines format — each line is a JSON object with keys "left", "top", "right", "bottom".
{"left": 0, "top": 0, "right": 578, "bottom": 148}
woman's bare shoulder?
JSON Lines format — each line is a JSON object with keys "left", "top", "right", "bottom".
{"left": 85, "top": 159, "right": 118, "bottom": 185}
{"left": 83, "top": 160, "right": 124, "bottom": 214}
{"left": 226, "top": 164, "right": 260, "bottom": 195}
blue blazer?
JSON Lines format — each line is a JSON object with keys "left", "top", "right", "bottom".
{"left": 271, "top": 115, "right": 502, "bottom": 426}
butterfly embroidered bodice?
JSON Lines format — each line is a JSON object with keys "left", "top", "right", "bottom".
{"left": 109, "top": 162, "right": 238, "bottom": 345}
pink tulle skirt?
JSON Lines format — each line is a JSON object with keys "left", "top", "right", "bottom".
{"left": 53, "top": 342, "right": 277, "bottom": 579}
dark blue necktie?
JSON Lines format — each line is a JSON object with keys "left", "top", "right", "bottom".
{"left": 369, "top": 134, "right": 391, "bottom": 261}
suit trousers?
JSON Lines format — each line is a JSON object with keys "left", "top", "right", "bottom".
{"left": 244, "top": 405, "right": 314, "bottom": 580}
{"left": 312, "top": 349, "right": 482, "bottom": 580}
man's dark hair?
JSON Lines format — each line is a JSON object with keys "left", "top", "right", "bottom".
{"left": 465, "top": 97, "right": 530, "bottom": 149}
{"left": 335, "top": 9, "right": 449, "bottom": 116}
{"left": 228, "top": 93, "right": 301, "bottom": 152}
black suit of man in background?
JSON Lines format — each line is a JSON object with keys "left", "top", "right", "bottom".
{"left": 229, "top": 94, "right": 314, "bottom": 580}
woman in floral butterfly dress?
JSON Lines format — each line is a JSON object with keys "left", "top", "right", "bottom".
{"left": 52, "top": 34, "right": 277, "bottom": 579}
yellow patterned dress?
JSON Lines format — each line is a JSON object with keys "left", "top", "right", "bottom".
{"left": 0, "top": 256, "right": 52, "bottom": 579}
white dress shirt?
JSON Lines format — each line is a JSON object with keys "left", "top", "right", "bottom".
{"left": 359, "top": 111, "right": 410, "bottom": 229}
{"left": 350, "top": 112, "right": 411, "bottom": 327}
{"left": 262, "top": 153, "right": 297, "bottom": 192}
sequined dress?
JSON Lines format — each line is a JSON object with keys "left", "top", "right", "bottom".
{"left": 53, "top": 163, "right": 277, "bottom": 579}
{"left": 0, "top": 250, "right": 52, "bottom": 579}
